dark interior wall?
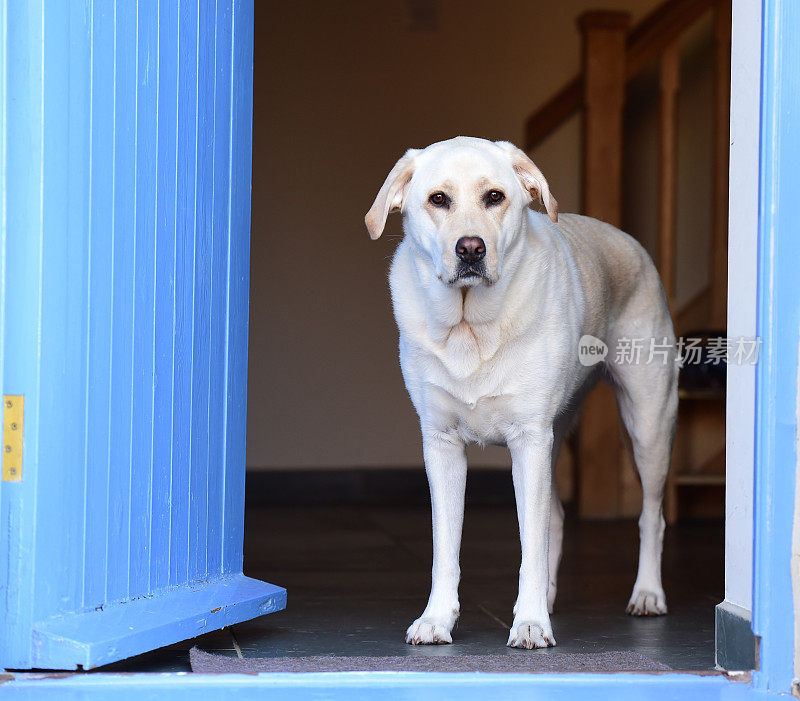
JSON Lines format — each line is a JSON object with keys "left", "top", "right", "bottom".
{"left": 245, "top": 0, "right": 690, "bottom": 470}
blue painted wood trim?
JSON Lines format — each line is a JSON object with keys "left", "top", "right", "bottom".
{"left": 0, "top": 0, "right": 48, "bottom": 671}
{"left": 0, "top": 672, "right": 752, "bottom": 701}
{"left": 222, "top": 0, "right": 254, "bottom": 577}
{"left": 31, "top": 574, "right": 285, "bottom": 671}
{"left": 752, "top": 0, "right": 800, "bottom": 693}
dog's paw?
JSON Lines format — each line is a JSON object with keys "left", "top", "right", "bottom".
{"left": 405, "top": 618, "right": 453, "bottom": 645}
{"left": 507, "top": 622, "right": 556, "bottom": 649}
{"left": 626, "top": 588, "right": 668, "bottom": 616}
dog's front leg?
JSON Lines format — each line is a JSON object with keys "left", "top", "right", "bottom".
{"left": 508, "top": 427, "right": 557, "bottom": 649}
{"left": 406, "top": 430, "right": 467, "bottom": 645}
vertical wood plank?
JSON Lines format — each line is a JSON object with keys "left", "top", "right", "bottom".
{"left": 189, "top": 0, "right": 215, "bottom": 580}
{"left": 170, "top": 0, "right": 199, "bottom": 586}
{"left": 207, "top": 0, "right": 234, "bottom": 577}
{"left": 107, "top": 0, "right": 138, "bottom": 602}
{"left": 150, "top": 0, "right": 180, "bottom": 593}
{"left": 577, "top": 11, "right": 630, "bottom": 519}
{"left": 66, "top": 1, "right": 93, "bottom": 615}
{"left": 711, "top": 0, "right": 731, "bottom": 328}
{"left": 129, "top": 0, "right": 160, "bottom": 597}
{"left": 83, "top": 1, "right": 116, "bottom": 610}
{"left": 658, "top": 42, "right": 680, "bottom": 309}
{"left": 34, "top": 0, "right": 90, "bottom": 622}
{"left": 67, "top": 0, "right": 93, "bottom": 607}
{"left": 223, "top": 0, "right": 254, "bottom": 574}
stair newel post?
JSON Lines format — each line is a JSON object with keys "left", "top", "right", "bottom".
{"left": 658, "top": 42, "right": 680, "bottom": 312}
{"left": 578, "top": 10, "right": 630, "bottom": 226}
{"left": 658, "top": 41, "right": 681, "bottom": 524}
{"left": 576, "top": 10, "right": 634, "bottom": 518}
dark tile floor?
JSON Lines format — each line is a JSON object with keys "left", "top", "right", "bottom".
{"left": 102, "top": 503, "right": 723, "bottom": 673}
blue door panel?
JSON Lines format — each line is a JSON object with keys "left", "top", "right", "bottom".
{"left": 83, "top": 1, "right": 116, "bottom": 613}
{"left": 0, "top": 0, "right": 284, "bottom": 670}
{"left": 36, "top": 0, "right": 88, "bottom": 627}
{"left": 207, "top": 0, "right": 235, "bottom": 579}
{"left": 106, "top": 0, "right": 137, "bottom": 607}
{"left": 189, "top": 0, "right": 214, "bottom": 584}
{"left": 223, "top": 0, "right": 254, "bottom": 576}
{"left": 130, "top": 0, "right": 160, "bottom": 601}
{"left": 171, "top": 0, "right": 198, "bottom": 589}
{"left": 150, "top": 0, "right": 180, "bottom": 597}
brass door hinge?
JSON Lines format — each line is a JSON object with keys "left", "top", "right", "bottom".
{"left": 3, "top": 395, "right": 23, "bottom": 482}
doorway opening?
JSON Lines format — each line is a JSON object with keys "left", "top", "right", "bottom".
{"left": 103, "top": 0, "right": 742, "bottom": 675}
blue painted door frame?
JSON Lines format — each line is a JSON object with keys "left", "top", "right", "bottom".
{"left": 2, "top": 0, "right": 798, "bottom": 695}
{"left": 751, "top": 0, "right": 799, "bottom": 692}
{"left": 0, "top": 0, "right": 284, "bottom": 670}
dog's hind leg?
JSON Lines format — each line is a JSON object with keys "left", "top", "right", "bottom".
{"left": 548, "top": 474, "right": 564, "bottom": 614}
{"left": 547, "top": 413, "right": 571, "bottom": 614}
{"left": 608, "top": 341, "right": 678, "bottom": 616}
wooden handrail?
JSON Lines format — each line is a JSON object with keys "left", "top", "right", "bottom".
{"left": 524, "top": 78, "right": 582, "bottom": 154}
{"left": 525, "top": 0, "right": 716, "bottom": 150}
{"left": 626, "top": 0, "right": 715, "bottom": 78}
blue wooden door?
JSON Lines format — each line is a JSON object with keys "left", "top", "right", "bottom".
{"left": 0, "top": 0, "right": 284, "bottom": 670}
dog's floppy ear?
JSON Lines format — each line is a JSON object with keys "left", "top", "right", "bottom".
{"left": 495, "top": 141, "right": 558, "bottom": 223}
{"left": 365, "top": 149, "right": 418, "bottom": 240}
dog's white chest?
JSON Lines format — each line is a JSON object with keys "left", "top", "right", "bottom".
{"left": 422, "top": 358, "right": 523, "bottom": 445}
{"left": 452, "top": 394, "right": 512, "bottom": 445}
{"left": 434, "top": 319, "right": 503, "bottom": 380}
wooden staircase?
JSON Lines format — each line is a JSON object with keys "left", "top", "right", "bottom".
{"left": 527, "top": 0, "right": 732, "bottom": 520}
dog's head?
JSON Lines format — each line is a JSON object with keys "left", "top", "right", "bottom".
{"left": 365, "top": 137, "right": 557, "bottom": 287}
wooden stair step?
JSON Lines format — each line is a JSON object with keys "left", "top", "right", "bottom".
{"left": 678, "top": 387, "right": 726, "bottom": 401}
{"left": 674, "top": 473, "right": 725, "bottom": 486}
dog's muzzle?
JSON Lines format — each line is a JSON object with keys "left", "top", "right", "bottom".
{"left": 449, "top": 261, "right": 492, "bottom": 286}
{"left": 455, "top": 261, "right": 487, "bottom": 279}
{"left": 451, "top": 236, "right": 491, "bottom": 284}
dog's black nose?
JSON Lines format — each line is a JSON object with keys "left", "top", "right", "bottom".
{"left": 455, "top": 236, "right": 486, "bottom": 264}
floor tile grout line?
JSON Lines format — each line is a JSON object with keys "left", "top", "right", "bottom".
{"left": 229, "top": 627, "right": 244, "bottom": 659}
{"left": 361, "top": 508, "right": 432, "bottom": 569}
{"left": 361, "top": 508, "right": 514, "bottom": 631}
{"left": 477, "top": 603, "right": 509, "bottom": 630}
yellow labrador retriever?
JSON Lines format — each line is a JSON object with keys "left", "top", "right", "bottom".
{"left": 365, "top": 137, "right": 677, "bottom": 649}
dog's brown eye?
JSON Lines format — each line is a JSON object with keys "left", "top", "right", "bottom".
{"left": 485, "top": 190, "right": 505, "bottom": 206}
{"left": 429, "top": 192, "right": 449, "bottom": 207}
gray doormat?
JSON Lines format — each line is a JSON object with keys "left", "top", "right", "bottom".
{"left": 189, "top": 646, "right": 671, "bottom": 674}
